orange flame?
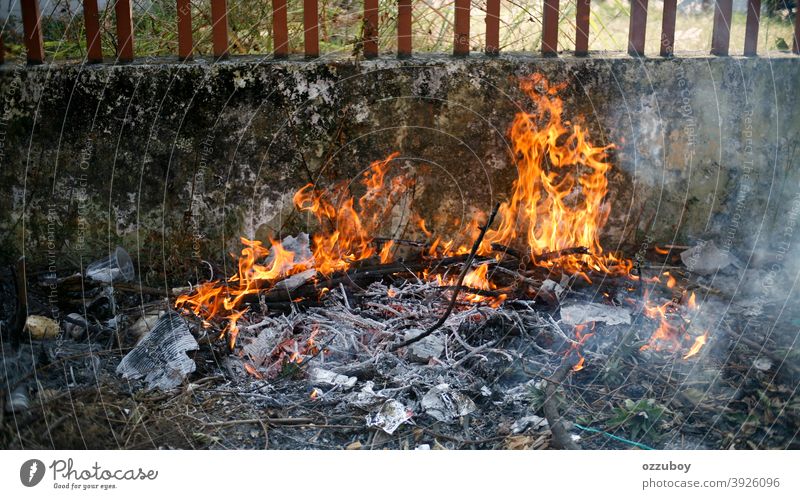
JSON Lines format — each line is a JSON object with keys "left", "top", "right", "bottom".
{"left": 294, "top": 152, "right": 414, "bottom": 275}
{"left": 461, "top": 263, "right": 506, "bottom": 306}
{"left": 683, "top": 331, "right": 708, "bottom": 359}
{"left": 569, "top": 323, "right": 595, "bottom": 371}
{"left": 176, "top": 75, "right": 634, "bottom": 350}
{"left": 474, "top": 73, "right": 630, "bottom": 275}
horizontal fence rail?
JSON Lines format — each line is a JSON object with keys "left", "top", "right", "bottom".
{"left": 2, "top": 0, "right": 799, "bottom": 65}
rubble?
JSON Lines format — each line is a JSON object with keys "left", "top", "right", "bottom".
{"left": 421, "top": 384, "right": 477, "bottom": 423}
{"left": 511, "top": 415, "right": 548, "bottom": 434}
{"left": 85, "top": 246, "right": 135, "bottom": 283}
{"left": 307, "top": 367, "right": 357, "bottom": 390}
{"left": 116, "top": 312, "right": 198, "bottom": 391}
{"left": 404, "top": 330, "right": 445, "bottom": 363}
{"left": 63, "top": 313, "right": 89, "bottom": 340}
{"left": 366, "top": 399, "right": 414, "bottom": 435}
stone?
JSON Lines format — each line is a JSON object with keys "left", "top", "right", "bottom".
{"left": 404, "top": 330, "right": 444, "bottom": 363}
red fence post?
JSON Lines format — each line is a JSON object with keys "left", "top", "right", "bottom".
{"left": 710, "top": 0, "right": 732, "bottom": 56}
{"left": 628, "top": 0, "right": 648, "bottom": 56}
{"left": 364, "top": 0, "right": 379, "bottom": 58}
{"left": 398, "top": 0, "right": 412, "bottom": 58}
{"left": 273, "top": 0, "right": 289, "bottom": 57}
{"left": 20, "top": 0, "right": 45, "bottom": 64}
{"left": 453, "top": 0, "right": 470, "bottom": 55}
{"left": 743, "top": 0, "right": 760, "bottom": 56}
{"left": 793, "top": 2, "right": 799, "bottom": 54}
{"left": 485, "top": 0, "right": 500, "bottom": 55}
{"left": 114, "top": 0, "right": 134, "bottom": 62}
{"left": 575, "top": 0, "right": 590, "bottom": 56}
{"left": 83, "top": 0, "right": 103, "bottom": 63}
{"left": 210, "top": 0, "right": 229, "bottom": 58}
{"left": 304, "top": 0, "right": 320, "bottom": 58}
{"left": 541, "top": 0, "right": 559, "bottom": 56}
{"left": 660, "top": 0, "right": 676, "bottom": 56}
{"left": 177, "top": 0, "right": 193, "bottom": 60}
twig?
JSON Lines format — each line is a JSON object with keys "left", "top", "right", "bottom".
{"left": 11, "top": 257, "right": 28, "bottom": 344}
{"left": 536, "top": 246, "right": 590, "bottom": 262}
{"left": 390, "top": 203, "right": 500, "bottom": 351}
{"left": 204, "top": 417, "right": 316, "bottom": 427}
{"left": 542, "top": 354, "right": 581, "bottom": 450}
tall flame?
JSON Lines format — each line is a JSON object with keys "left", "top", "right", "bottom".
{"left": 477, "top": 73, "right": 629, "bottom": 274}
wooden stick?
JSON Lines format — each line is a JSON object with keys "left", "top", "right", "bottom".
{"left": 542, "top": 354, "right": 581, "bottom": 449}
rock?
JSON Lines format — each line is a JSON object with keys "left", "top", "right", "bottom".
{"left": 753, "top": 358, "right": 772, "bottom": 371}
{"left": 24, "top": 315, "right": 60, "bottom": 340}
{"left": 307, "top": 367, "right": 357, "bottom": 390}
{"left": 116, "top": 312, "right": 198, "bottom": 391}
{"left": 560, "top": 302, "right": 631, "bottom": 326}
{"left": 421, "top": 384, "right": 476, "bottom": 423}
{"left": 403, "top": 330, "right": 444, "bottom": 363}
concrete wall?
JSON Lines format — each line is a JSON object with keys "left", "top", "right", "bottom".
{"left": 1, "top": 54, "right": 798, "bottom": 278}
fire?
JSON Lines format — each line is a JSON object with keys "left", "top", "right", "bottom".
{"left": 475, "top": 73, "right": 630, "bottom": 275}
{"left": 176, "top": 74, "right": 635, "bottom": 355}
{"left": 683, "top": 331, "right": 708, "bottom": 359}
{"left": 175, "top": 237, "right": 311, "bottom": 347}
{"left": 642, "top": 288, "right": 709, "bottom": 359}
{"left": 461, "top": 263, "right": 507, "bottom": 306}
{"left": 294, "top": 152, "right": 414, "bottom": 275}
{"left": 569, "top": 323, "right": 595, "bottom": 371}
{"left": 243, "top": 362, "right": 264, "bottom": 379}
{"left": 463, "top": 263, "right": 492, "bottom": 292}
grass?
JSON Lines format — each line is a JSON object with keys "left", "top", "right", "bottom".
{"left": 0, "top": 0, "right": 796, "bottom": 62}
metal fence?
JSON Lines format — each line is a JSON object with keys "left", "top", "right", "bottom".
{"left": 2, "top": 0, "right": 799, "bottom": 65}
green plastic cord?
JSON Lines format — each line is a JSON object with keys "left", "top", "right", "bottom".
{"left": 573, "top": 423, "right": 655, "bottom": 450}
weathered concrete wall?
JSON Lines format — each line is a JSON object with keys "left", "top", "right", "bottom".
{"left": 1, "top": 54, "right": 799, "bottom": 278}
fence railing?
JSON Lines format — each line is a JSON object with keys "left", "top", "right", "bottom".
{"left": 3, "top": 0, "right": 800, "bottom": 65}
